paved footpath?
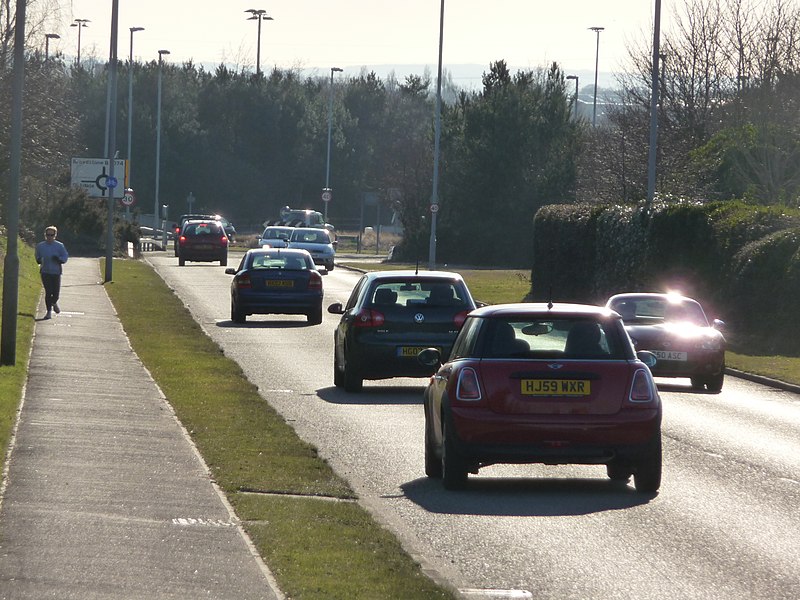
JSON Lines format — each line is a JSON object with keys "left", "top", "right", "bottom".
{"left": 0, "top": 257, "right": 282, "bottom": 600}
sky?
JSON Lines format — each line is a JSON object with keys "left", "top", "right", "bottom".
{"left": 45, "top": 1, "right": 662, "bottom": 87}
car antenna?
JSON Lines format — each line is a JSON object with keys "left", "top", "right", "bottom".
{"left": 547, "top": 286, "right": 553, "bottom": 310}
{"left": 415, "top": 259, "right": 419, "bottom": 276}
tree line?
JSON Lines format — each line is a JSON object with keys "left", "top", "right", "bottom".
{"left": 2, "top": 0, "right": 800, "bottom": 265}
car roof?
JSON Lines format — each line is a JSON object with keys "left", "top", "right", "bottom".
{"left": 607, "top": 292, "right": 700, "bottom": 304}
{"left": 469, "top": 302, "right": 619, "bottom": 319}
{"left": 246, "top": 248, "right": 311, "bottom": 257}
{"left": 362, "top": 270, "right": 466, "bottom": 283}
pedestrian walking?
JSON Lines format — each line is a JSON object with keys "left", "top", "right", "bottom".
{"left": 35, "top": 225, "right": 69, "bottom": 320}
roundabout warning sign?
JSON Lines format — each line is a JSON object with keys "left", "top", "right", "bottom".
{"left": 71, "top": 158, "right": 127, "bottom": 199}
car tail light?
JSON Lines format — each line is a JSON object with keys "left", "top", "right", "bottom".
{"left": 629, "top": 369, "right": 654, "bottom": 403}
{"left": 221, "top": 235, "right": 229, "bottom": 246}
{"left": 235, "top": 274, "right": 252, "bottom": 289}
{"left": 454, "top": 310, "right": 470, "bottom": 328}
{"left": 456, "top": 367, "right": 482, "bottom": 401}
{"left": 353, "top": 308, "right": 385, "bottom": 328}
{"left": 308, "top": 271, "right": 322, "bottom": 291}
{"left": 179, "top": 235, "right": 187, "bottom": 244}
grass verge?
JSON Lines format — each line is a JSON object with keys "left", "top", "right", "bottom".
{"left": 104, "top": 258, "right": 456, "bottom": 600}
{"left": 0, "top": 238, "right": 42, "bottom": 467}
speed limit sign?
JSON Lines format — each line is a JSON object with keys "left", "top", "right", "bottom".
{"left": 121, "top": 189, "right": 136, "bottom": 206}
{"left": 321, "top": 189, "right": 332, "bottom": 202}
{"left": 430, "top": 203, "right": 439, "bottom": 213}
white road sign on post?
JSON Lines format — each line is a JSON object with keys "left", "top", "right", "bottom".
{"left": 70, "top": 158, "right": 127, "bottom": 199}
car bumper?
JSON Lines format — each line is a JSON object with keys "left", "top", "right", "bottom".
{"left": 650, "top": 350, "right": 724, "bottom": 379}
{"left": 349, "top": 339, "right": 455, "bottom": 379}
{"left": 448, "top": 406, "right": 662, "bottom": 465}
{"left": 235, "top": 291, "right": 322, "bottom": 315}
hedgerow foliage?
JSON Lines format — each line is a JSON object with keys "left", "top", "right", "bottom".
{"left": 531, "top": 199, "right": 800, "bottom": 343}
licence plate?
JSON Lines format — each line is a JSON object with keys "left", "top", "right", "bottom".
{"left": 521, "top": 379, "right": 591, "bottom": 396}
{"left": 193, "top": 244, "right": 212, "bottom": 250}
{"left": 653, "top": 350, "right": 687, "bottom": 361}
{"left": 398, "top": 346, "right": 431, "bottom": 357}
{"left": 267, "top": 280, "right": 294, "bottom": 288}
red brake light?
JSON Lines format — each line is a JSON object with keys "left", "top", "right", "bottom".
{"left": 308, "top": 271, "right": 323, "bottom": 291}
{"left": 221, "top": 235, "right": 229, "bottom": 245}
{"left": 630, "top": 369, "right": 654, "bottom": 402}
{"left": 235, "top": 274, "right": 252, "bottom": 289}
{"left": 179, "top": 235, "right": 186, "bottom": 244}
{"left": 353, "top": 308, "right": 385, "bottom": 328}
{"left": 456, "top": 367, "right": 481, "bottom": 401}
{"left": 454, "top": 310, "right": 470, "bottom": 328}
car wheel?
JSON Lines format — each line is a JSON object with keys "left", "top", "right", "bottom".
{"left": 231, "top": 299, "right": 246, "bottom": 324}
{"left": 690, "top": 376, "right": 704, "bottom": 390}
{"left": 220, "top": 255, "right": 227, "bottom": 267}
{"left": 424, "top": 414, "right": 443, "bottom": 478}
{"left": 633, "top": 433, "right": 662, "bottom": 494}
{"left": 333, "top": 351, "right": 344, "bottom": 388}
{"left": 307, "top": 304, "right": 323, "bottom": 325}
{"left": 606, "top": 461, "right": 632, "bottom": 482}
{"left": 326, "top": 261, "right": 335, "bottom": 272}
{"left": 705, "top": 370, "right": 724, "bottom": 393}
{"left": 441, "top": 419, "right": 468, "bottom": 490}
{"left": 343, "top": 354, "right": 363, "bottom": 393}
{"left": 178, "top": 255, "right": 185, "bottom": 266}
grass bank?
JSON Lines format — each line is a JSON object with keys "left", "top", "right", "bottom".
{"left": 0, "top": 238, "right": 42, "bottom": 466}
{"left": 104, "top": 259, "right": 456, "bottom": 600}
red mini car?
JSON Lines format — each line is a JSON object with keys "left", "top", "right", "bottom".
{"left": 419, "top": 303, "right": 662, "bottom": 493}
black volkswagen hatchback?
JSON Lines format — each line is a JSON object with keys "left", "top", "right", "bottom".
{"left": 328, "top": 271, "right": 478, "bottom": 392}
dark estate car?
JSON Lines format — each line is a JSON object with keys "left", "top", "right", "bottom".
{"left": 328, "top": 271, "right": 478, "bottom": 392}
{"left": 174, "top": 213, "right": 236, "bottom": 255}
{"left": 419, "top": 303, "right": 662, "bottom": 492}
{"left": 177, "top": 220, "right": 228, "bottom": 266}
{"left": 225, "top": 248, "right": 323, "bottom": 324}
{"left": 606, "top": 292, "right": 726, "bottom": 392}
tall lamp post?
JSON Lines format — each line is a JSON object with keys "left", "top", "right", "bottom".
{"left": 429, "top": 0, "right": 445, "bottom": 270}
{"left": 154, "top": 49, "right": 170, "bottom": 238}
{"left": 45, "top": 33, "right": 59, "bottom": 61}
{"left": 127, "top": 27, "right": 144, "bottom": 197}
{"left": 566, "top": 74, "right": 579, "bottom": 119}
{"left": 645, "top": 0, "right": 662, "bottom": 213}
{"left": 71, "top": 18, "right": 90, "bottom": 66}
{"left": 589, "top": 26, "right": 604, "bottom": 127}
{"left": 245, "top": 9, "right": 273, "bottom": 76}
{"left": 324, "top": 67, "right": 343, "bottom": 221}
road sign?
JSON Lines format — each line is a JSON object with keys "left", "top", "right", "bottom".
{"left": 321, "top": 189, "right": 332, "bottom": 202}
{"left": 70, "top": 158, "right": 127, "bottom": 199}
{"left": 430, "top": 203, "right": 439, "bottom": 213}
{"left": 121, "top": 189, "right": 136, "bottom": 207}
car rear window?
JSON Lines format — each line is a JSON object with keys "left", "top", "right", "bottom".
{"left": 610, "top": 297, "right": 708, "bottom": 326}
{"left": 249, "top": 253, "right": 310, "bottom": 271}
{"left": 262, "top": 227, "right": 292, "bottom": 240}
{"left": 184, "top": 222, "right": 223, "bottom": 236}
{"left": 480, "top": 317, "right": 628, "bottom": 360}
{"left": 368, "top": 280, "right": 470, "bottom": 309}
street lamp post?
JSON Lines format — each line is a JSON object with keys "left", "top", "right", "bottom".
{"left": 645, "top": 0, "right": 662, "bottom": 213}
{"left": 429, "top": 0, "right": 445, "bottom": 270}
{"left": 45, "top": 33, "right": 59, "bottom": 61}
{"left": 566, "top": 75, "right": 579, "bottom": 119}
{"left": 154, "top": 49, "right": 170, "bottom": 238}
{"left": 127, "top": 27, "right": 144, "bottom": 209}
{"left": 245, "top": 9, "right": 273, "bottom": 76}
{"left": 71, "top": 18, "right": 90, "bottom": 66}
{"left": 589, "top": 26, "right": 604, "bottom": 127}
{"left": 324, "top": 66, "right": 343, "bottom": 221}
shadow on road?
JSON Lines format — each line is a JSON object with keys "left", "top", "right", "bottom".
{"left": 317, "top": 385, "right": 426, "bottom": 405}
{"left": 400, "top": 476, "right": 656, "bottom": 516}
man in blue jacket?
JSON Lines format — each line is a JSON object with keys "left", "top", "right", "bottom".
{"left": 35, "top": 226, "right": 69, "bottom": 320}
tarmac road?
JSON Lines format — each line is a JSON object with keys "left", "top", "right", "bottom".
{"left": 147, "top": 252, "right": 800, "bottom": 600}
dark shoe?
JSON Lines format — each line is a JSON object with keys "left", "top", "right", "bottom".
{"left": 53, "top": 302, "right": 61, "bottom": 314}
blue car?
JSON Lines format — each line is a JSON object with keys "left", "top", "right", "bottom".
{"left": 225, "top": 248, "right": 324, "bottom": 324}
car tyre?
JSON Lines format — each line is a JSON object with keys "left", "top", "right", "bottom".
{"left": 705, "top": 370, "right": 724, "bottom": 393}
{"left": 424, "top": 424, "right": 443, "bottom": 478}
{"left": 178, "top": 255, "right": 185, "bottom": 266}
{"left": 231, "top": 299, "right": 246, "bottom": 324}
{"left": 633, "top": 433, "right": 662, "bottom": 493}
{"left": 326, "top": 261, "right": 335, "bottom": 272}
{"left": 333, "top": 352, "right": 344, "bottom": 388}
{"left": 343, "top": 354, "right": 363, "bottom": 393}
{"left": 441, "top": 420, "right": 468, "bottom": 490}
{"left": 606, "top": 461, "right": 632, "bottom": 482}
{"left": 220, "top": 255, "right": 227, "bottom": 267}
{"left": 308, "top": 303, "right": 323, "bottom": 325}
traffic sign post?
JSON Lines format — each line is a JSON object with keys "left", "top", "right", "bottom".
{"left": 70, "top": 158, "right": 127, "bottom": 199}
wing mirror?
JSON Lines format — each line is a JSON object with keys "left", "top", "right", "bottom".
{"left": 225, "top": 268, "right": 237, "bottom": 275}
{"left": 637, "top": 351, "right": 657, "bottom": 369}
{"left": 417, "top": 348, "right": 442, "bottom": 368}
{"left": 327, "top": 302, "right": 345, "bottom": 315}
